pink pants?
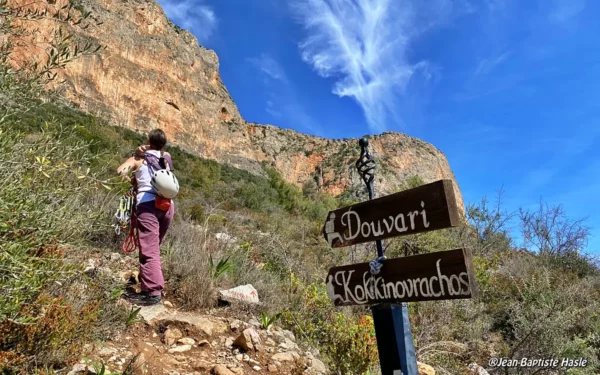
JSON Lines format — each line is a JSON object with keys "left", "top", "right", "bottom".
{"left": 136, "top": 201, "right": 174, "bottom": 296}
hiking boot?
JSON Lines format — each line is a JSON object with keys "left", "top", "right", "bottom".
{"left": 124, "top": 292, "right": 162, "bottom": 306}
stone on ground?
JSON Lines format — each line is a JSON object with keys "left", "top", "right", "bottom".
{"left": 167, "top": 344, "right": 192, "bottom": 353}
{"left": 219, "top": 284, "right": 260, "bottom": 304}
{"left": 158, "top": 312, "right": 229, "bottom": 337}
{"left": 163, "top": 327, "right": 183, "bottom": 346}
{"left": 67, "top": 363, "right": 97, "bottom": 375}
{"left": 233, "top": 328, "right": 261, "bottom": 351}
{"left": 418, "top": 361, "right": 436, "bottom": 375}
{"left": 310, "top": 358, "right": 327, "bottom": 374}
{"left": 130, "top": 353, "right": 147, "bottom": 375}
{"left": 212, "top": 365, "right": 236, "bottom": 375}
{"left": 138, "top": 303, "right": 168, "bottom": 324}
{"left": 468, "top": 363, "right": 490, "bottom": 375}
{"left": 177, "top": 337, "right": 196, "bottom": 345}
{"left": 271, "top": 351, "right": 299, "bottom": 362}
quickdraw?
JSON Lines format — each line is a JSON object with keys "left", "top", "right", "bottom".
{"left": 114, "top": 191, "right": 134, "bottom": 235}
{"left": 114, "top": 188, "right": 140, "bottom": 253}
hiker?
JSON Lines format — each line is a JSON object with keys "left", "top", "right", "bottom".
{"left": 117, "top": 128, "right": 178, "bottom": 306}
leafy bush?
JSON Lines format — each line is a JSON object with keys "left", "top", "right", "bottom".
{"left": 284, "top": 280, "right": 379, "bottom": 374}
{"left": 0, "top": 124, "right": 124, "bottom": 371}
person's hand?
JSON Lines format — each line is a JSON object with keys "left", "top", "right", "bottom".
{"left": 135, "top": 145, "right": 149, "bottom": 158}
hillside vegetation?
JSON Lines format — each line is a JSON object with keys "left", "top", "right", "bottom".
{"left": 1, "top": 2, "right": 600, "bottom": 375}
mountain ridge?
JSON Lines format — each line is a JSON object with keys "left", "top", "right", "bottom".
{"left": 13, "top": 0, "right": 464, "bottom": 210}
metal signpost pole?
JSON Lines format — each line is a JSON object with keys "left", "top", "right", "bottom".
{"left": 356, "top": 138, "right": 418, "bottom": 375}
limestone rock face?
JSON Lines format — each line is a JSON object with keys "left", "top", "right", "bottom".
{"left": 11, "top": 0, "right": 464, "bottom": 211}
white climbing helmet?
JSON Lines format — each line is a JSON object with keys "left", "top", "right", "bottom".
{"left": 151, "top": 169, "right": 179, "bottom": 199}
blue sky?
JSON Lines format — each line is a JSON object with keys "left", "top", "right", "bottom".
{"left": 157, "top": 0, "right": 600, "bottom": 255}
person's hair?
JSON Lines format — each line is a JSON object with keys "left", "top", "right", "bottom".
{"left": 148, "top": 129, "right": 167, "bottom": 150}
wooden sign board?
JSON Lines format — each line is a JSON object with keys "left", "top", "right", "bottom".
{"left": 321, "top": 180, "right": 461, "bottom": 248}
{"left": 325, "top": 248, "right": 478, "bottom": 306}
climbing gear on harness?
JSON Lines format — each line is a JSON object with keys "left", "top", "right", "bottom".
{"left": 114, "top": 189, "right": 135, "bottom": 235}
{"left": 113, "top": 188, "right": 140, "bottom": 253}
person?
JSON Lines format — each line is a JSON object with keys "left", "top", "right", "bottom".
{"left": 117, "top": 128, "right": 175, "bottom": 306}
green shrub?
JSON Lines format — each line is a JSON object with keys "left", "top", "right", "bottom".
{"left": 284, "top": 278, "right": 379, "bottom": 374}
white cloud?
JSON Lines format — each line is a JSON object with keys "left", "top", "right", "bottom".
{"left": 474, "top": 51, "right": 511, "bottom": 76}
{"left": 159, "top": 0, "right": 217, "bottom": 42}
{"left": 291, "top": 0, "right": 450, "bottom": 133}
{"left": 247, "top": 54, "right": 289, "bottom": 82}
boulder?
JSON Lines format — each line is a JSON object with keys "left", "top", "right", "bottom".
{"left": 418, "top": 362, "right": 436, "bottom": 375}
{"left": 219, "top": 285, "right": 260, "bottom": 304}
{"left": 233, "top": 328, "right": 261, "bottom": 351}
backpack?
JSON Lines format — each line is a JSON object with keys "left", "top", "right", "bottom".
{"left": 144, "top": 151, "right": 179, "bottom": 211}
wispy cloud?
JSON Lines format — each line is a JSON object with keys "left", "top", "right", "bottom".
{"left": 248, "top": 53, "right": 289, "bottom": 82}
{"left": 290, "top": 0, "right": 451, "bottom": 133}
{"left": 158, "top": 0, "right": 217, "bottom": 42}
{"left": 247, "top": 54, "right": 322, "bottom": 134}
{"left": 474, "top": 51, "right": 511, "bottom": 76}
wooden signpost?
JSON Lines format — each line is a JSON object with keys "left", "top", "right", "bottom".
{"left": 326, "top": 248, "right": 478, "bottom": 306}
{"left": 322, "top": 138, "right": 478, "bottom": 375}
{"left": 322, "top": 179, "right": 461, "bottom": 248}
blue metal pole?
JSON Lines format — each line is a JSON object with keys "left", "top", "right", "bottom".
{"left": 356, "top": 138, "right": 418, "bottom": 375}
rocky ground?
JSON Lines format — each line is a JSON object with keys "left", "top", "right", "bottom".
{"left": 69, "top": 251, "right": 329, "bottom": 375}
{"left": 71, "top": 305, "right": 326, "bottom": 375}
{"left": 67, "top": 252, "right": 449, "bottom": 375}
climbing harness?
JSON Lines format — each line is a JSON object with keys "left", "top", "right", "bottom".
{"left": 113, "top": 188, "right": 140, "bottom": 253}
